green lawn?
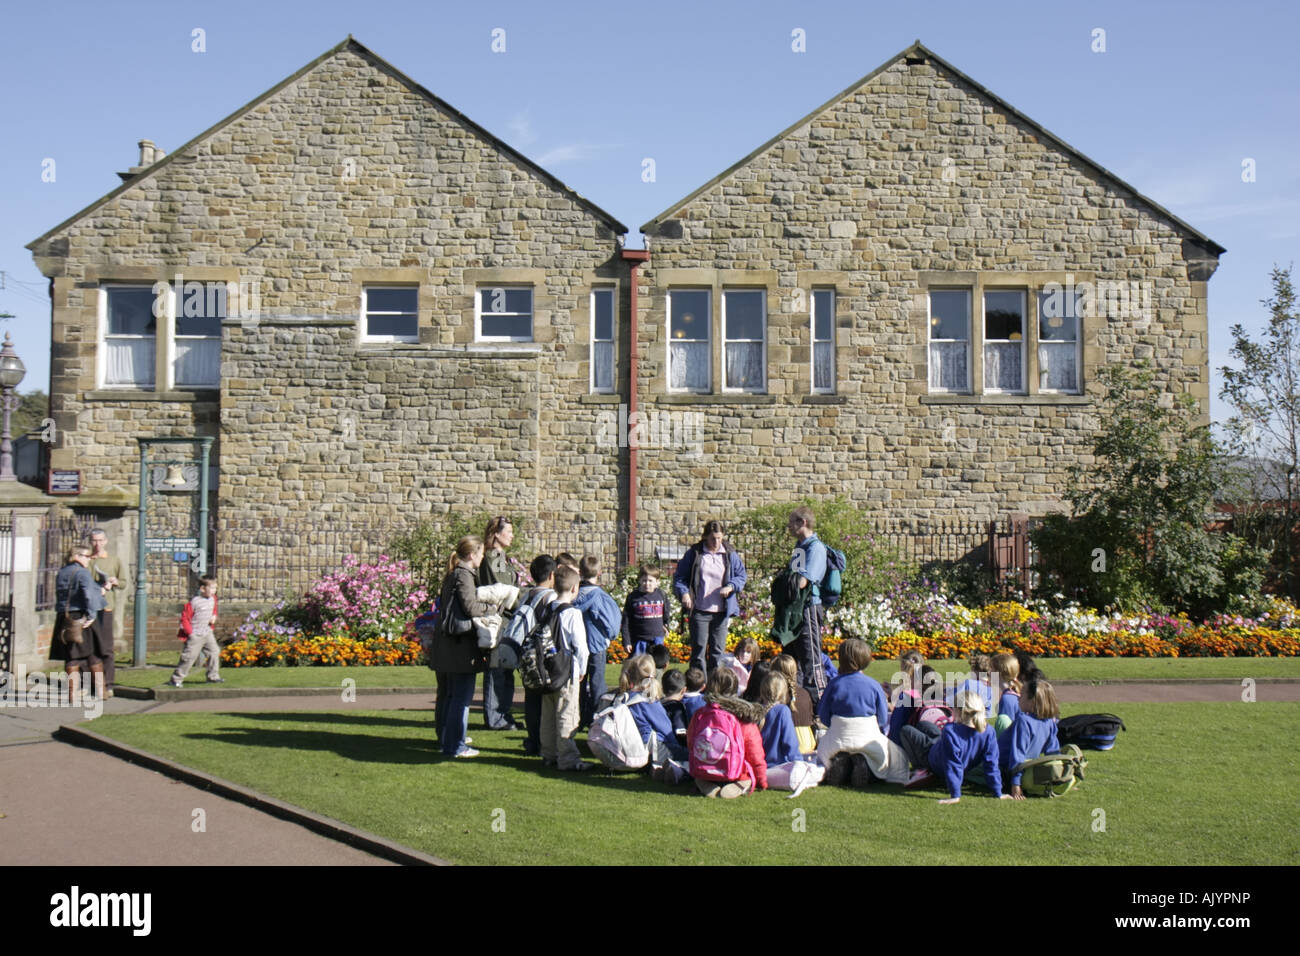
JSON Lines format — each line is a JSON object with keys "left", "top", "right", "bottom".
{"left": 109, "top": 655, "right": 1300, "bottom": 692}
{"left": 86, "top": 701, "right": 1300, "bottom": 865}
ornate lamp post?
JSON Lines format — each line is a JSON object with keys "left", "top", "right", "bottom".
{"left": 0, "top": 333, "right": 27, "bottom": 482}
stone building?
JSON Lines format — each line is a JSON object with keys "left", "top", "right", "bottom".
{"left": 23, "top": 38, "right": 1221, "bottom": 647}
{"left": 634, "top": 41, "right": 1221, "bottom": 528}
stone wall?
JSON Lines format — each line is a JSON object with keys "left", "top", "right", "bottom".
{"left": 636, "top": 52, "right": 1213, "bottom": 528}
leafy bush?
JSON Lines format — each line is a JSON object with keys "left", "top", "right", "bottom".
{"left": 387, "top": 512, "right": 531, "bottom": 596}
{"left": 1032, "top": 364, "right": 1269, "bottom": 616}
{"left": 297, "top": 554, "right": 428, "bottom": 640}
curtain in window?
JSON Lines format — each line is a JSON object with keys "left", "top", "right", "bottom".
{"left": 670, "top": 342, "right": 709, "bottom": 390}
{"left": 984, "top": 343, "right": 1022, "bottom": 391}
{"left": 1038, "top": 343, "right": 1078, "bottom": 391}
{"left": 929, "top": 342, "right": 967, "bottom": 390}
{"left": 592, "top": 341, "right": 614, "bottom": 391}
{"left": 175, "top": 339, "right": 220, "bottom": 388}
{"left": 725, "top": 342, "right": 763, "bottom": 390}
{"left": 106, "top": 339, "right": 156, "bottom": 387}
{"left": 814, "top": 342, "right": 834, "bottom": 391}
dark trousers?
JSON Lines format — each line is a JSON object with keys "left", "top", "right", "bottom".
{"left": 579, "top": 653, "right": 608, "bottom": 728}
{"left": 899, "top": 722, "right": 943, "bottom": 769}
{"left": 481, "top": 667, "right": 517, "bottom": 729}
{"left": 97, "top": 610, "right": 115, "bottom": 687}
{"left": 688, "top": 610, "right": 731, "bottom": 678}
{"left": 435, "top": 671, "right": 476, "bottom": 755}
{"left": 790, "top": 603, "right": 826, "bottom": 705}
{"left": 523, "top": 687, "right": 543, "bottom": 755}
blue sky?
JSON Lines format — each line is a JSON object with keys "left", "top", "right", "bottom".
{"left": 2, "top": 0, "right": 1296, "bottom": 425}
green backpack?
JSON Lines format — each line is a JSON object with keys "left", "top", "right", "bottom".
{"left": 1011, "top": 744, "right": 1087, "bottom": 797}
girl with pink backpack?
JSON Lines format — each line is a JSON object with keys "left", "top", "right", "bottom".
{"left": 686, "top": 667, "right": 768, "bottom": 798}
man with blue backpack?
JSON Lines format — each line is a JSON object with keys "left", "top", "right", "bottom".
{"left": 787, "top": 506, "right": 833, "bottom": 706}
{"left": 575, "top": 554, "right": 623, "bottom": 731}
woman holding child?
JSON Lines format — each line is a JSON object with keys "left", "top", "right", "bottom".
{"left": 479, "top": 516, "right": 520, "bottom": 731}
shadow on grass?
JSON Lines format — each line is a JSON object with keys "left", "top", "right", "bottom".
{"left": 202, "top": 710, "right": 433, "bottom": 730}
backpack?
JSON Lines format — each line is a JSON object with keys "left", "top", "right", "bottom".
{"left": 821, "top": 547, "right": 846, "bottom": 606}
{"left": 1057, "top": 713, "right": 1126, "bottom": 751}
{"left": 588, "top": 693, "right": 650, "bottom": 770}
{"left": 496, "top": 588, "right": 555, "bottom": 670}
{"left": 911, "top": 695, "right": 955, "bottom": 729}
{"left": 1011, "top": 744, "right": 1087, "bottom": 797}
{"left": 517, "top": 603, "right": 574, "bottom": 693}
{"left": 688, "top": 704, "right": 747, "bottom": 784}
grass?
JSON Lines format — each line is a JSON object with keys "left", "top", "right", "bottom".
{"left": 107, "top": 655, "right": 1300, "bottom": 692}
{"left": 87, "top": 700, "right": 1300, "bottom": 865}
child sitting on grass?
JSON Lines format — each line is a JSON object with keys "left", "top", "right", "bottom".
{"left": 660, "top": 668, "right": 689, "bottom": 746}
{"left": 681, "top": 667, "right": 707, "bottom": 722}
{"left": 900, "top": 689, "right": 1010, "bottom": 804}
{"left": 992, "top": 653, "right": 1021, "bottom": 732}
{"left": 999, "top": 679, "right": 1061, "bottom": 800}
{"left": 686, "top": 666, "right": 767, "bottom": 798}
{"left": 816, "top": 638, "right": 910, "bottom": 787}
{"left": 620, "top": 653, "right": 686, "bottom": 763}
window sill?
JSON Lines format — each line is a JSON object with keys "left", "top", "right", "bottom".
{"left": 580, "top": 394, "right": 624, "bottom": 404}
{"left": 85, "top": 389, "right": 218, "bottom": 402}
{"left": 801, "top": 394, "right": 847, "bottom": 405}
{"left": 919, "top": 394, "right": 1090, "bottom": 405}
{"left": 656, "top": 394, "right": 777, "bottom": 405}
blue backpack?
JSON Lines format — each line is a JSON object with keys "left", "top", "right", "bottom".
{"left": 821, "top": 547, "right": 846, "bottom": 607}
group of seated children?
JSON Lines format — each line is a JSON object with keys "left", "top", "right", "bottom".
{"left": 510, "top": 551, "right": 1061, "bottom": 801}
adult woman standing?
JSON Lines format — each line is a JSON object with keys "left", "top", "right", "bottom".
{"left": 49, "top": 545, "right": 107, "bottom": 702}
{"left": 478, "top": 516, "right": 520, "bottom": 730}
{"left": 433, "top": 536, "right": 494, "bottom": 758}
{"left": 673, "top": 519, "right": 748, "bottom": 678}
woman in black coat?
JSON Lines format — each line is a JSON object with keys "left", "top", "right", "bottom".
{"left": 49, "top": 545, "right": 107, "bottom": 702}
{"left": 433, "top": 536, "right": 495, "bottom": 757}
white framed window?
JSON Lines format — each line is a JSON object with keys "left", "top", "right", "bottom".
{"left": 668, "top": 289, "right": 710, "bottom": 392}
{"left": 362, "top": 286, "right": 419, "bottom": 343}
{"left": 722, "top": 290, "right": 766, "bottom": 392}
{"left": 812, "top": 289, "right": 835, "bottom": 394}
{"left": 590, "top": 287, "right": 615, "bottom": 393}
{"left": 928, "top": 289, "right": 971, "bottom": 392}
{"left": 1037, "top": 288, "right": 1081, "bottom": 393}
{"left": 983, "top": 290, "right": 1026, "bottom": 393}
{"left": 173, "top": 281, "right": 224, "bottom": 388}
{"left": 101, "top": 286, "right": 158, "bottom": 388}
{"left": 477, "top": 286, "right": 533, "bottom": 342}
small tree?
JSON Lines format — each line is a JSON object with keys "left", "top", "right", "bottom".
{"left": 1034, "top": 363, "right": 1267, "bottom": 615}
{"left": 1219, "top": 265, "right": 1300, "bottom": 598}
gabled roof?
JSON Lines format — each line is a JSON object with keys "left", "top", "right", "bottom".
{"left": 640, "top": 41, "right": 1225, "bottom": 258}
{"left": 27, "top": 36, "right": 627, "bottom": 250}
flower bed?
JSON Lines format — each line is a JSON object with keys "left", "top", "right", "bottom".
{"left": 222, "top": 635, "right": 425, "bottom": 667}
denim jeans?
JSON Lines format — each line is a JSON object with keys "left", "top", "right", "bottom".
{"left": 481, "top": 666, "right": 517, "bottom": 729}
{"left": 898, "top": 722, "right": 943, "bottom": 769}
{"left": 688, "top": 610, "right": 731, "bottom": 677}
{"left": 579, "top": 653, "right": 608, "bottom": 729}
{"left": 436, "top": 672, "right": 477, "bottom": 755}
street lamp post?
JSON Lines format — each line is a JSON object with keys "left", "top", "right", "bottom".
{"left": 0, "top": 332, "right": 27, "bottom": 482}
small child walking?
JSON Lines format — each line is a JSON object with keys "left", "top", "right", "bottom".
{"left": 170, "top": 575, "right": 221, "bottom": 687}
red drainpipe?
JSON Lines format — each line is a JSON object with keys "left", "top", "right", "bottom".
{"left": 621, "top": 247, "right": 650, "bottom": 567}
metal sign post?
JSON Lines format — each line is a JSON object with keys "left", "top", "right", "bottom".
{"left": 133, "top": 437, "right": 214, "bottom": 666}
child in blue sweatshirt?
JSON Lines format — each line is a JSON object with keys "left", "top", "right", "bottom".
{"left": 816, "top": 639, "right": 911, "bottom": 786}
{"left": 999, "top": 679, "right": 1061, "bottom": 799}
{"left": 758, "top": 672, "right": 802, "bottom": 765}
{"left": 575, "top": 555, "right": 622, "bottom": 730}
{"left": 620, "top": 653, "right": 686, "bottom": 762}
{"left": 992, "top": 652, "right": 1021, "bottom": 733}
{"left": 900, "top": 690, "right": 1010, "bottom": 803}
